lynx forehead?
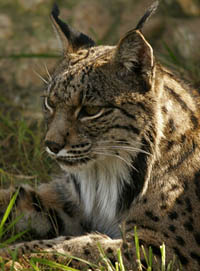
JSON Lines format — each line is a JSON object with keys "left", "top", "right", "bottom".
{"left": 1, "top": 1, "right": 200, "bottom": 270}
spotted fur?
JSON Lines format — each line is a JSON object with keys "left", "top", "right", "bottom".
{"left": 1, "top": 2, "right": 200, "bottom": 270}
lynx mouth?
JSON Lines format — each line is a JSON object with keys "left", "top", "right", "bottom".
{"left": 56, "top": 156, "right": 91, "bottom": 166}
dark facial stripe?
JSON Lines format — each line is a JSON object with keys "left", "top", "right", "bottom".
{"left": 105, "top": 124, "right": 140, "bottom": 135}
{"left": 165, "top": 86, "right": 198, "bottom": 129}
{"left": 118, "top": 138, "right": 150, "bottom": 212}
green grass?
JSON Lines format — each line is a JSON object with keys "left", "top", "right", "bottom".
{"left": 0, "top": 100, "right": 56, "bottom": 188}
{"left": 0, "top": 209, "right": 180, "bottom": 271}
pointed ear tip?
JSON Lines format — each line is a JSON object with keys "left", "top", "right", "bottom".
{"left": 51, "top": 3, "right": 60, "bottom": 18}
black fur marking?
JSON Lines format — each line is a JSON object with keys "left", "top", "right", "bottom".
{"left": 168, "top": 118, "right": 176, "bottom": 133}
{"left": 165, "top": 86, "right": 198, "bottom": 129}
{"left": 118, "top": 138, "right": 150, "bottom": 212}
{"left": 183, "top": 220, "right": 194, "bottom": 232}
{"left": 51, "top": 4, "right": 95, "bottom": 50}
{"left": 175, "top": 235, "right": 185, "bottom": 246}
{"left": 194, "top": 172, "right": 200, "bottom": 201}
{"left": 149, "top": 244, "right": 160, "bottom": 256}
{"left": 168, "top": 211, "right": 178, "bottom": 220}
{"left": 107, "top": 124, "right": 140, "bottom": 135}
{"left": 84, "top": 247, "right": 91, "bottom": 256}
{"left": 145, "top": 210, "right": 159, "bottom": 222}
{"left": 190, "top": 252, "right": 200, "bottom": 265}
{"left": 117, "top": 179, "right": 135, "bottom": 212}
{"left": 135, "top": 1, "right": 159, "bottom": 30}
{"left": 169, "top": 225, "right": 176, "bottom": 233}
{"left": 162, "top": 106, "right": 167, "bottom": 113}
{"left": 184, "top": 197, "right": 192, "bottom": 212}
{"left": 166, "top": 140, "right": 175, "bottom": 151}
{"left": 175, "top": 198, "right": 183, "bottom": 205}
{"left": 194, "top": 232, "right": 200, "bottom": 246}
{"left": 167, "top": 142, "right": 196, "bottom": 172}
{"left": 173, "top": 247, "right": 188, "bottom": 266}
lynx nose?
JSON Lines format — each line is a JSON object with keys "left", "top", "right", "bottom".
{"left": 45, "top": 140, "right": 64, "bottom": 154}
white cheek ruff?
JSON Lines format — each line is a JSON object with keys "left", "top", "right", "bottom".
{"left": 74, "top": 156, "right": 131, "bottom": 235}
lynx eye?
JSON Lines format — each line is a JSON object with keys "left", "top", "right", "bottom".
{"left": 79, "top": 105, "right": 104, "bottom": 120}
{"left": 84, "top": 106, "right": 102, "bottom": 116}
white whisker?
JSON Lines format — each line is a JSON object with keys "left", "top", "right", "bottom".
{"left": 33, "top": 69, "right": 48, "bottom": 84}
{"left": 43, "top": 62, "right": 52, "bottom": 81}
{"left": 92, "top": 150, "right": 138, "bottom": 172}
{"left": 95, "top": 146, "right": 150, "bottom": 156}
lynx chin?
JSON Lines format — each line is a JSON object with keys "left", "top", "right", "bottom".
{"left": 1, "top": 1, "right": 200, "bottom": 270}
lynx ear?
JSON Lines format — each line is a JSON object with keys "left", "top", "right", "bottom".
{"left": 50, "top": 4, "right": 95, "bottom": 55}
{"left": 114, "top": 29, "right": 154, "bottom": 74}
{"left": 114, "top": 1, "right": 158, "bottom": 76}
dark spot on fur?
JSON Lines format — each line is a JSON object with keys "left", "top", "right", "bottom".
{"left": 169, "top": 225, "right": 176, "bottom": 233}
{"left": 145, "top": 210, "right": 159, "bottom": 222}
{"left": 143, "top": 197, "right": 147, "bottom": 204}
{"left": 175, "top": 198, "right": 183, "bottom": 205}
{"left": 190, "top": 252, "right": 200, "bottom": 265}
{"left": 160, "top": 204, "right": 167, "bottom": 210}
{"left": 161, "top": 193, "right": 165, "bottom": 201}
{"left": 84, "top": 247, "right": 91, "bottom": 256}
{"left": 149, "top": 244, "right": 160, "bottom": 256}
{"left": 168, "top": 118, "right": 175, "bottom": 133}
{"left": 175, "top": 236, "right": 185, "bottom": 246}
{"left": 46, "top": 244, "right": 53, "bottom": 248}
{"left": 107, "top": 247, "right": 113, "bottom": 253}
{"left": 185, "top": 197, "right": 192, "bottom": 212}
{"left": 194, "top": 172, "right": 200, "bottom": 201}
{"left": 162, "top": 106, "right": 167, "bottom": 113}
{"left": 194, "top": 232, "right": 200, "bottom": 246}
{"left": 183, "top": 221, "right": 194, "bottom": 232}
{"left": 170, "top": 184, "right": 179, "bottom": 191}
{"left": 168, "top": 211, "right": 178, "bottom": 220}
{"left": 163, "top": 232, "right": 169, "bottom": 238}
{"left": 173, "top": 247, "right": 188, "bottom": 265}
{"left": 166, "top": 140, "right": 175, "bottom": 151}
{"left": 183, "top": 181, "right": 189, "bottom": 191}
{"left": 180, "top": 134, "right": 186, "bottom": 143}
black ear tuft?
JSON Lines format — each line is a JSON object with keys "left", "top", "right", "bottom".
{"left": 135, "top": 1, "right": 159, "bottom": 30}
{"left": 51, "top": 3, "right": 95, "bottom": 53}
{"left": 51, "top": 3, "right": 60, "bottom": 18}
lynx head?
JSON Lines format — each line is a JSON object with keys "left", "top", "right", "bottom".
{"left": 44, "top": 2, "right": 158, "bottom": 172}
